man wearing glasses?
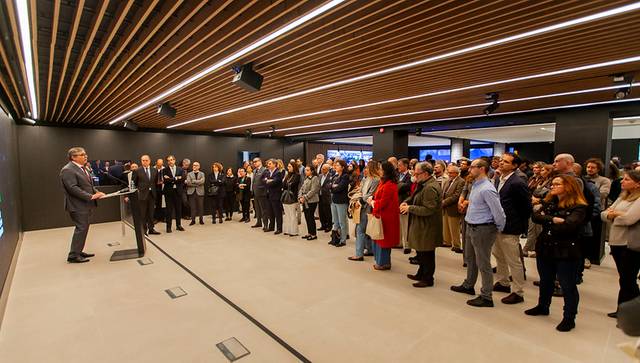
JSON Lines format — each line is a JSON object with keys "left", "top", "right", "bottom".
{"left": 251, "top": 158, "right": 269, "bottom": 229}
{"left": 60, "top": 147, "right": 105, "bottom": 263}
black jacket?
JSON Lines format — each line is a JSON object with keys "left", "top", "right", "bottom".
{"left": 161, "top": 165, "right": 185, "bottom": 193}
{"left": 133, "top": 166, "right": 158, "bottom": 201}
{"left": 207, "top": 172, "right": 225, "bottom": 198}
{"left": 282, "top": 173, "right": 301, "bottom": 204}
{"left": 532, "top": 200, "right": 587, "bottom": 259}
{"left": 397, "top": 171, "right": 412, "bottom": 203}
{"left": 237, "top": 176, "right": 252, "bottom": 201}
{"left": 319, "top": 173, "right": 332, "bottom": 200}
{"left": 494, "top": 173, "right": 531, "bottom": 235}
{"left": 263, "top": 169, "right": 283, "bottom": 201}
{"left": 223, "top": 175, "right": 237, "bottom": 193}
{"left": 330, "top": 173, "right": 350, "bottom": 204}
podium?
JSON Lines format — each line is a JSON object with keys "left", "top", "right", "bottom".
{"left": 102, "top": 188, "right": 147, "bottom": 261}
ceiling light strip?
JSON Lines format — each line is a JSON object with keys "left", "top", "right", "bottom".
{"left": 213, "top": 56, "right": 640, "bottom": 132}
{"left": 15, "top": 0, "right": 38, "bottom": 119}
{"left": 284, "top": 98, "right": 640, "bottom": 137}
{"left": 168, "top": 2, "right": 640, "bottom": 129}
{"left": 107, "top": 0, "right": 346, "bottom": 125}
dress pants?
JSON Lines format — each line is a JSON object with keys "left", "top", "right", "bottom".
{"left": 355, "top": 207, "right": 372, "bottom": 257}
{"left": 462, "top": 224, "right": 497, "bottom": 300}
{"left": 68, "top": 211, "right": 90, "bottom": 258}
{"left": 211, "top": 196, "right": 224, "bottom": 220}
{"left": 537, "top": 256, "right": 580, "bottom": 318}
{"left": 267, "top": 199, "right": 283, "bottom": 231}
{"left": 255, "top": 195, "right": 269, "bottom": 227}
{"left": 611, "top": 246, "right": 640, "bottom": 306}
{"left": 188, "top": 193, "right": 204, "bottom": 222}
{"left": 524, "top": 217, "right": 542, "bottom": 253}
{"left": 224, "top": 192, "right": 236, "bottom": 218}
{"left": 303, "top": 202, "right": 318, "bottom": 236}
{"left": 443, "top": 214, "right": 462, "bottom": 249}
{"left": 154, "top": 187, "right": 164, "bottom": 221}
{"left": 372, "top": 242, "right": 391, "bottom": 266}
{"left": 139, "top": 195, "right": 155, "bottom": 232}
{"left": 282, "top": 203, "right": 299, "bottom": 235}
{"left": 164, "top": 188, "right": 182, "bottom": 229}
{"left": 415, "top": 250, "right": 436, "bottom": 283}
{"left": 330, "top": 202, "right": 348, "bottom": 243}
{"left": 318, "top": 196, "right": 332, "bottom": 230}
{"left": 492, "top": 232, "right": 525, "bottom": 296}
{"left": 241, "top": 199, "right": 251, "bottom": 221}
{"left": 399, "top": 213, "right": 409, "bottom": 248}
{"left": 181, "top": 189, "right": 190, "bottom": 219}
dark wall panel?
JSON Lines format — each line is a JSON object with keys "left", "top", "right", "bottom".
{"left": 0, "top": 108, "right": 21, "bottom": 296}
{"left": 17, "top": 126, "right": 302, "bottom": 231}
{"left": 611, "top": 139, "right": 639, "bottom": 165}
{"left": 507, "top": 142, "right": 555, "bottom": 163}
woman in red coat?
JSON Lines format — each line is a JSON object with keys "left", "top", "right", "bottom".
{"left": 368, "top": 162, "right": 400, "bottom": 270}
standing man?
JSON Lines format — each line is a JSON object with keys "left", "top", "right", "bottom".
{"left": 180, "top": 158, "right": 192, "bottom": 221}
{"left": 161, "top": 155, "right": 185, "bottom": 233}
{"left": 251, "top": 157, "right": 269, "bottom": 229}
{"left": 458, "top": 158, "right": 471, "bottom": 179}
{"left": 186, "top": 161, "right": 205, "bottom": 225}
{"left": 397, "top": 158, "right": 412, "bottom": 253}
{"left": 451, "top": 158, "right": 505, "bottom": 307}
{"left": 318, "top": 164, "right": 333, "bottom": 232}
{"left": 60, "top": 147, "right": 105, "bottom": 263}
{"left": 315, "top": 154, "right": 325, "bottom": 175}
{"left": 442, "top": 165, "right": 465, "bottom": 253}
{"left": 263, "top": 159, "right": 284, "bottom": 234}
{"left": 433, "top": 161, "right": 448, "bottom": 188}
{"left": 237, "top": 168, "right": 252, "bottom": 223}
{"left": 133, "top": 155, "right": 160, "bottom": 236}
{"left": 491, "top": 153, "right": 532, "bottom": 305}
{"left": 154, "top": 158, "right": 165, "bottom": 222}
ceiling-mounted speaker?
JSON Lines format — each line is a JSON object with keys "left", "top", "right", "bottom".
{"left": 232, "top": 63, "right": 263, "bottom": 92}
{"left": 123, "top": 120, "right": 139, "bottom": 131}
{"left": 157, "top": 102, "right": 176, "bottom": 118}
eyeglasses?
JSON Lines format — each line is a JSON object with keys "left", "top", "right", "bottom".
{"left": 73, "top": 153, "right": 87, "bottom": 157}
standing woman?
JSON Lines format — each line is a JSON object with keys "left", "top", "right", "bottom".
{"left": 367, "top": 162, "right": 400, "bottom": 270}
{"left": 349, "top": 160, "right": 380, "bottom": 261}
{"left": 282, "top": 162, "right": 301, "bottom": 236}
{"left": 186, "top": 162, "right": 206, "bottom": 225}
{"left": 246, "top": 164, "right": 255, "bottom": 215}
{"left": 299, "top": 166, "right": 320, "bottom": 240}
{"left": 602, "top": 169, "right": 640, "bottom": 318}
{"left": 207, "top": 162, "right": 225, "bottom": 224}
{"left": 237, "top": 168, "right": 252, "bottom": 223}
{"left": 526, "top": 175, "right": 587, "bottom": 332}
{"left": 330, "top": 159, "right": 350, "bottom": 247}
{"left": 223, "top": 167, "right": 237, "bottom": 221}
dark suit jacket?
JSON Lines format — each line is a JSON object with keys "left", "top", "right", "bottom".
{"left": 207, "top": 172, "right": 226, "bottom": 198}
{"left": 263, "top": 169, "right": 283, "bottom": 201}
{"left": 442, "top": 176, "right": 465, "bottom": 216}
{"left": 133, "top": 166, "right": 158, "bottom": 201}
{"left": 495, "top": 172, "right": 532, "bottom": 235}
{"left": 252, "top": 166, "right": 267, "bottom": 198}
{"left": 161, "top": 165, "right": 185, "bottom": 193}
{"left": 60, "top": 161, "right": 97, "bottom": 212}
{"left": 397, "top": 171, "right": 412, "bottom": 203}
{"left": 319, "top": 173, "right": 332, "bottom": 200}
{"left": 237, "top": 176, "right": 252, "bottom": 201}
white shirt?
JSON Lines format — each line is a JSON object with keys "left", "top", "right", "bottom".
{"left": 170, "top": 165, "right": 177, "bottom": 188}
{"left": 497, "top": 171, "right": 515, "bottom": 192}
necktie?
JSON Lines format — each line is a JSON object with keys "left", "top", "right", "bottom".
{"left": 146, "top": 167, "right": 150, "bottom": 180}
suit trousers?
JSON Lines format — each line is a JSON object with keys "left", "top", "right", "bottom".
{"left": 303, "top": 202, "right": 318, "bottom": 236}
{"left": 188, "top": 193, "right": 204, "bottom": 221}
{"left": 255, "top": 195, "right": 269, "bottom": 227}
{"left": 443, "top": 214, "right": 462, "bottom": 249}
{"left": 154, "top": 187, "right": 164, "bottom": 221}
{"left": 463, "top": 224, "right": 497, "bottom": 300}
{"left": 68, "top": 211, "right": 90, "bottom": 258}
{"left": 415, "top": 250, "right": 436, "bottom": 283}
{"left": 492, "top": 232, "right": 525, "bottom": 296}
{"left": 139, "top": 196, "right": 155, "bottom": 232}
{"left": 318, "top": 196, "right": 332, "bottom": 230}
{"left": 399, "top": 213, "right": 409, "bottom": 248}
{"left": 181, "top": 189, "right": 190, "bottom": 218}
{"left": 241, "top": 199, "right": 251, "bottom": 221}
{"left": 611, "top": 245, "right": 640, "bottom": 307}
{"left": 211, "top": 196, "right": 224, "bottom": 220}
{"left": 267, "top": 199, "right": 283, "bottom": 231}
{"left": 164, "top": 188, "right": 182, "bottom": 229}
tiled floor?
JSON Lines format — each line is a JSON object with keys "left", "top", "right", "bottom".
{"left": 0, "top": 217, "right": 634, "bottom": 362}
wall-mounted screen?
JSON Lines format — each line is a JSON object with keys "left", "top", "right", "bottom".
{"left": 469, "top": 147, "right": 494, "bottom": 159}
{"left": 419, "top": 148, "right": 451, "bottom": 162}
{"left": 327, "top": 150, "right": 371, "bottom": 163}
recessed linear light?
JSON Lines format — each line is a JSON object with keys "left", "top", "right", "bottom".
{"left": 612, "top": 115, "right": 640, "bottom": 121}
{"left": 284, "top": 98, "right": 640, "bottom": 137}
{"left": 107, "top": 0, "right": 346, "bottom": 125}
{"left": 253, "top": 83, "right": 640, "bottom": 134}
{"left": 22, "top": 117, "right": 36, "bottom": 124}
{"left": 213, "top": 56, "right": 640, "bottom": 132}
{"left": 166, "top": 3, "right": 640, "bottom": 130}
{"left": 15, "top": 0, "right": 38, "bottom": 119}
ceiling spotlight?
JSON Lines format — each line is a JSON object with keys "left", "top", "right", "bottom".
{"left": 613, "top": 74, "right": 634, "bottom": 100}
{"left": 245, "top": 129, "right": 253, "bottom": 138}
{"left": 268, "top": 125, "right": 276, "bottom": 138}
{"left": 123, "top": 119, "right": 139, "bottom": 131}
{"left": 157, "top": 102, "right": 177, "bottom": 118}
{"left": 416, "top": 127, "right": 422, "bottom": 136}
{"left": 483, "top": 92, "right": 499, "bottom": 115}
{"left": 22, "top": 117, "right": 36, "bottom": 125}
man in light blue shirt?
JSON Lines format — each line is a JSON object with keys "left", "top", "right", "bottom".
{"left": 451, "top": 158, "right": 505, "bottom": 308}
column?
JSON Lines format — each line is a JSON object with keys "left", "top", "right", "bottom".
{"left": 372, "top": 129, "right": 408, "bottom": 160}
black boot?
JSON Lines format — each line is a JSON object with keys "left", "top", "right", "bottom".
{"left": 556, "top": 317, "right": 575, "bottom": 332}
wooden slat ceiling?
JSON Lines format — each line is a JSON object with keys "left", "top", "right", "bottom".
{"left": 1, "top": 0, "right": 640, "bottom": 136}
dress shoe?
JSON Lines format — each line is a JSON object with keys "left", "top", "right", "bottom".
{"left": 176, "top": 226, "right": 185, "bottom": 231}
{"left": 307, "top": 235, "right": 317, "bottom": 241}
{"left": 555, "top": 317, "right": 576, "bottom": 332}
{"left": 409, "top": 258, "right": 418, "bottom": 265}
{"left": 373, "top": 264, "right": 391, "bottom": 270}
{"left": 466, "top": 296, "right": 494, "bottom": 308}
{"left": 264, "top": 228, "right": 274, "bottom": 232}
{"left": 413, "top": 281, "right": 434, "bottom": 288}
{"left": 452, "top": 247, "right": 463, "bottom": 254}
{"left": 148, "top": 229, "right": 161, "bottom": 235}
{"left": 166, "top": 228, "right": 172, "bottom": 233}
{"left": 199, "top": 219, "right": 204, "bottom": 225}
{"left": 80, "top": 252, "right": 95, "bottom": 258}
{"left": 335, "top": 242, "right": 346, "bottom": 247}
{"left": 251, "top": 224, "right": 263, "bottom": 228}
{"left": 244, "top": 219, "right": 250, "bottom": 223}
{"left": 533, "top": 280, "right": 540, "bottom": 286}
{"left": 403, "top": 248, "right": 411, "bottom": 254}
{"left": 225, "top": 217, "right": 232, "bottom": 221}
{"left": 407, "top": 274, "right": 421, "bottom": 281}
{"left": 501, "top": 292, "right": 524, "bottom": 304}
{"left": 218, "top": 219, "right": 224, "bottom": 224}
{"left": 301, "top": 235, "right": 310, "bottom": 239}
{"left": 212, "top": 220, "right": 216, "bottom": 224}
{"left": 524, "top": 305, "right": 549, "bottom": 316}
{"left": 67, "top": 256, "right": 90, "bottom": 263}
{"left": 450, "top": 284, "right": 475, "bottom": 295}
{"left": 348, "top": 256, "right": 364, "bottom": 261}
{"left": 493, "top": 282, "right": 511, "bottom": 293}
{"left": 274, "top": 230, "right": 282, "bottom": 235}
{"left": 363, "top": 252, "right": 373, "bottom": 257}
{"left": 189, "top": 220, "right": 196, "bottom": 226}
{"left": 607, "top": 311, "right": 618, "bottom": 318}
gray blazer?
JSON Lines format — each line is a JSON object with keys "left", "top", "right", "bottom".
{"left": 60, "top": 161, "right": 97, "bottom": 212}
{"left": 252, "top": 166, "right": 267, "bottom": 197}
{"left": 359, "top": 176, "right": 380, "bottom": 214}
{"left": 298, "top": 175, "right": 320, "bottom": 204}
{"left": 186, "top": 171, "right": 206, "bottom": 196}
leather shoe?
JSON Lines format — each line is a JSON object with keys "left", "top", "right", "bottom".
{"left": 452, "top": 247, "right": 463, "bottom": 254}
{"left": 176, "top": 226, "right": 185, "bottom": 231}
{"left": 166, "top": 228, "right": 172, "bottom": 233}
{"left": 251, "top": 224, "right": 262, "bottom": 228}
{"left": 407, "top": 274, "right": 421, "bottom": 281}
{"left": 450, "top": 284, "right": 475, "bottom": 295}
{"left": 556, "top": 318, "right": 575, "bottom": 332}
{"left": 413, "top": 281, "right": 434, "bottom": 288}
{"left": 493, "top": 282, "right": 511, "bottom": 293}
{"left": 348, "top": 256, "right": 364, "bottom": 261}
{"left": 189, "top": 221, "right": 196, "bottom": 226}
{"left": 501, "top": 293, "right": 524, "bottom": 304}
{"left": 264, "top": 228, "right": 274, "bottom": 232}
{"left": 466, "top": 296, "right": 494, "bottom": 307}
{"left": 307, "top": 235, "right": 317, "bottom": 241}
{"left": 80, "top": 252, "right": 95, "bottom": 258}
{"left": 274, "top": 231, "right": 282, "bottom": 235}
{"left": 67, "top": 256, "right": 90, "bottom": 263}
{"left": 148, "top": 229, "right": 161, "bottom": 235}
{"left": 524, "top": 305, "right": 549, "bottom": 316}
{"left": 403, "top": 248, "right": 411, "bottom": 254}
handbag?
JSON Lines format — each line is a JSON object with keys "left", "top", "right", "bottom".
{"left": 208, "top": 184, "right": 219, "bottom": 197}
{"left": 366, "top": 213, "right": 384, "bottom": 240}
{"left": 281, "top": 190, "right": 296, "bottom": 204}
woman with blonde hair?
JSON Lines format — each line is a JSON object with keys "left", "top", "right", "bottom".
{"left": 602, "top": 169, "right": 640, "bottom": 319}
{"left": 526, "top": 175, "right": 587, "bottom": 332}
{"left": 349, "top": 160, "right": 380, "bottom": 261}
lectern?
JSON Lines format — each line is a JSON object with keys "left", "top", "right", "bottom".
{"left": 102, "top": 188, "right": 146, "bottom": 261}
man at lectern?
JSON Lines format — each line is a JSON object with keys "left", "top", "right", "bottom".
{"left": 60, "top": 147, "right": 105, "bottom": 263}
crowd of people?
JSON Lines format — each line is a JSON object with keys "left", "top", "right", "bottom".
{"left": 61, "top": 146, "right": 640, "bottom": 334}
